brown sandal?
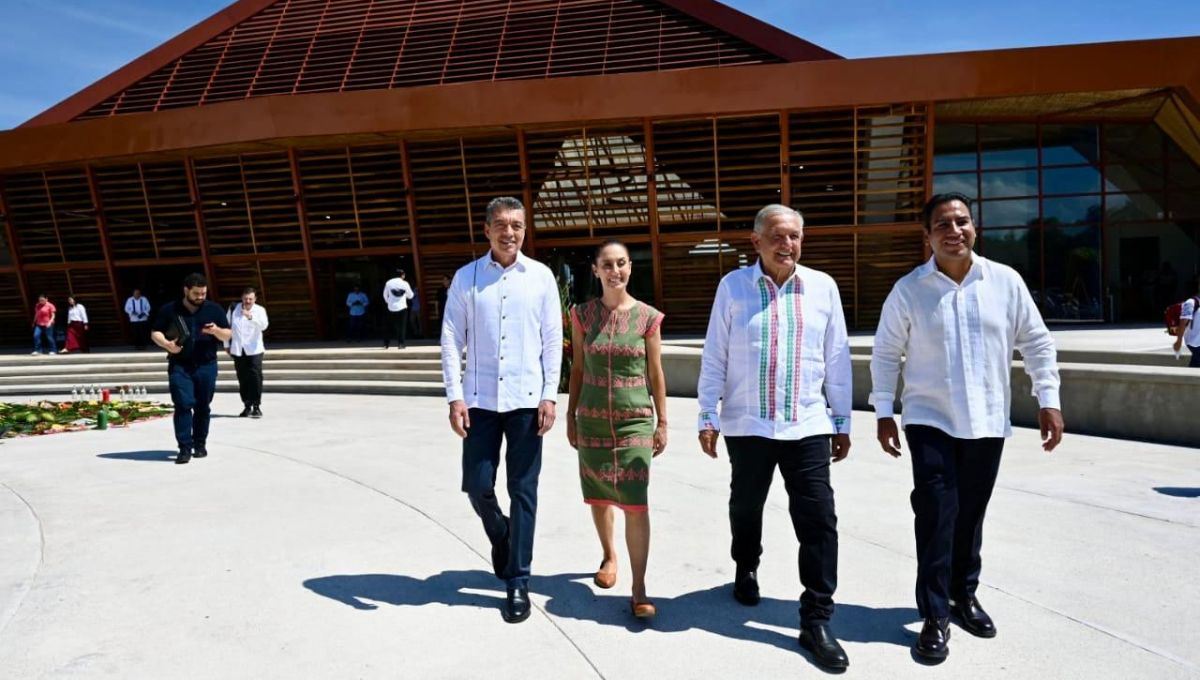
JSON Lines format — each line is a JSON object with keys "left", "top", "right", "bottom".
{"left": 593, "top": 561, "right": 617, "bottom": 589}
{"left": 631, "top": 599, "right": 656, "bottom": 618}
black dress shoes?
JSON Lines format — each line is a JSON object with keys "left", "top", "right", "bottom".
{"left": 239, "top": 406, "right": 252, "bottom": 418}
{"left": 799, "top": 623, "right": 849, "bottom": 670}
{"left": 915, "top": 617, "right": 951, "bottom": 661}
{"left": 503, "top": 586, "right": 531, "bottom": 623}
{"left": 176, "top": 446, "right": 192, "bottom": 464}
{"left": 952, "top": 595, "right": 996, "bottom": 637}
{"left": 733, "top": 569, "right": 760, "bottom": 606}
{"left": 192, "top": 444, "right": 208, "bottom": 459}
{"left": 251, "top": 405, "right": 263, "bottom": 418}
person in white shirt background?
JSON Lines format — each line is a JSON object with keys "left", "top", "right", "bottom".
{"left": 382, "top": 269, "right": 414, "bottom": 349}
{"left": 441, "top": 196, "right": 562, "bottom": 625}
{"left": 345, "top": 285, "right": 369, "bottom": 342}
{"left": 1172, "top": 277, "right": 1200, "bottom": 367}
{"left": 696, "top": 204, "right": 852, "bottom": 671}
{"left": 225, "top": 286, "right": 270, "bottom": 418}
{"left": 124, "top": 288, "right": 152, "bottom": 350}
{"left": 61, "top": 295, "right": 89, "bottom": 353}
{"left": 870, "top": 192, "right": 1064, "bottom": 662}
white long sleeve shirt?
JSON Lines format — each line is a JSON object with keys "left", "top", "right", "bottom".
{"left": 225, "top": 303, "right": 269, "bottom": 356}
{"left": 383, "top": 278, "right": 414, "bottom": 312}
{"left": 441, "top": 251, "right": 562, "bottom": 411}
{"left": 1181, "top": 297, "right": 1200, "bottom": 347}
{"left": 124, "top": 296, "right": 150, "bottom": 322}
{"left": 67, "top": 304, "right": 88, "bottom": 324}
{"left": 870, "top": 255, "right": 1061, "bottom": 439}
{"left": 697, "top": 261, "right": 853, "bottom": 439}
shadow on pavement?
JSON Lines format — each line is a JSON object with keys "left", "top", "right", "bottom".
{"left": 97, "top": 450, "right": 179, "bottom": 462}
{"left": 304, "top": 569, "right": 917, "bottom": 662}
{"left": 1154, "top": 487, "right": 1200, "bottom": 498}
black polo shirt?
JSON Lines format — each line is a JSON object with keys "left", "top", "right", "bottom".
{"left": 153, "top": 299, "right": 230, "bottom": 367}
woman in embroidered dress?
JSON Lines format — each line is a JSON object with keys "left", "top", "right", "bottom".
{"left": 566, "top": 240, "right": 667, "bottom": 618}
{"left": 61, "top": 296, "right": 90, "bottom": 353}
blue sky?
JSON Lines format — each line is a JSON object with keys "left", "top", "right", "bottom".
{"left": 1, "top": 0, "right": 1197, "bottom": 130}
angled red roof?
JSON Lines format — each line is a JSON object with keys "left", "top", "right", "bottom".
{"left": 23, "top": 0, "right": 838, "bottom": 127}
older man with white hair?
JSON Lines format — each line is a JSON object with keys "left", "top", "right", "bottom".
{"left": 697, "top": 204, "right": 853, "bottom": 670}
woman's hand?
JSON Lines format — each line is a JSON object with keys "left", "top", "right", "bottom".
{"left": 652, "top": 421, "right": 668, "bottom": 457}
{"left": 566, "top": 415, "right": 578, "bottom": 449}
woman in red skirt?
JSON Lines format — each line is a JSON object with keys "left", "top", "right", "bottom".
{"left": 62, "top": 296, "right": 89, "bottom": 353}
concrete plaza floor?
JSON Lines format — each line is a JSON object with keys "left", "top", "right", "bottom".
{"left": 0, "top": 392, "right": 1197, "bottom": 679}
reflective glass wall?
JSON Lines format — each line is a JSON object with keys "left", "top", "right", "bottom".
{"left": 934, "top": 122, "right": 1200, "bottom": 322}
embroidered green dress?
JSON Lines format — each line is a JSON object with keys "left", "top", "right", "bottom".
{"left": 571, "top": 299, "right": 664, "bottom": 511}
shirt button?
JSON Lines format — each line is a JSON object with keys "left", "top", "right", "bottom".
{"left": 499, "top": 377, "right": 504, "bottom": 381}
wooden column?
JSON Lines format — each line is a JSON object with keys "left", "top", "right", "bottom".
{"left": 287, "top": 147, "right": 327, "bottom": 339}
{"left": 779, "top": 110, "right": 791, "bottom": 204}
{"left": 399, "top": 141, "right": 427, "bottom": 327}
{"left": 84, "top": 166, "right": 131, "bottom": 343}
{"left": 517, "top": 129, "right": 537, "bottom": 255}
{"left": 0, "top": 180, "right": 32, "bottom": 322}
{"left": 643, "top": 118, "right": 664, "bottom": 309}
{"left": 183, "top": 158, "right": 217, "bottom": 298}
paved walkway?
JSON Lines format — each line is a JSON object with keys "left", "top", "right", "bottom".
{"left": 1, "top": 393, "right": 1197, "bottom": 679}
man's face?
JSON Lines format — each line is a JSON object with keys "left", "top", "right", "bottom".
{"left": 751, "top": 213, "right": 803, "bottom": 278}
{"left": 242, "top": 292, "right": 256, "bottom": 308}
{"left": 184, "top": 285, "right": 207, "bottom": 307}
{"left": 133, "top": 290, "right": 141, "bottom": 298}
{"left": 483, "top": 208, "right": 526, "bottom": 261}
{"left": 926, "top": 200, "right": 977, "bottom": 263}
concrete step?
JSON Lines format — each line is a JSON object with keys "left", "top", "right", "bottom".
{"left": 0, "top": 347, "right": 444, "bottom": 367}
{"left": 0, "top": 369, "right": 444, "bottom": 387}
{"left": 0, "top": 359, "right": 443, "bottom": 377}
{"left": 0, "top": 379, "right": 446, "bottom": 398}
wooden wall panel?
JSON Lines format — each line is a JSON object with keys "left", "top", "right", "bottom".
{"left": 856, "top": 230, "right": 924, "bottom": 327}
{"left": 652, "top": 119, "right": 720, "bottom": 235}
{"left": 798, "top": 232, "right": 855, "bottom": 314}
{"left": 348, "top": 146, "right": 410, "bottom": 249}
{"left": 408, "top": 139, "right": 472, "bottom": 243}
{"left": 659, "top": 236, "right": 753, "bottom": 331}
{"left": 64, "top": 267, "right": 123, "bottom": 346}
{"left": 5, "top": 172, "right": 65, "bottom": 264}
{"left": 258, "top": 259, "right": 318, "bottom": 339}
{"left": 716, "top": 115, "right": 782, "bottom": 231}
{"left": 194, "top": 156, "right": 256, "bottom": 256}
{"left": 0, "top": 273, "right": 29, "bottom": 345}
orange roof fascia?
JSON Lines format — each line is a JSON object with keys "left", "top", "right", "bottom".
{"left": 3, "top": 36, "right": 1199, "bottom": 172}
{"left": 20, "top": 0, "right": 277, "bottom": 128}
{"left": 656, "top": 0, "right": 840, "bottom": 61}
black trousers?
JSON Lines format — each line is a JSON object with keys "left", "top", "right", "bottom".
{"left": 130, "top": 320, "right": 150, "bottom": 348}
{"left": 726, "top": 435, "right": 838, "bottom": 625}
{"left": 905, "top": 425, "right": 1004, "bottom": 619}
{"left": 462, "top": 408, "right": 543, "bottom": 589}
{"left": 233, "top": 353, "right": 264, "bottom": 407}
{"left": 385, "top": 309, "right": 408, "bottom": 347}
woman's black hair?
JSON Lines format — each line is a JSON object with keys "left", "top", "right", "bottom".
{"left": 592, "top": 239, "right": 629, "bottom": 262}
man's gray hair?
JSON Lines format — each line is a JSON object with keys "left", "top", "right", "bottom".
{"left": 485, "top": 196, "right": 525, "bottom": 224}
{"left": 753, "top": 204, "right": 804, "bottom": 234}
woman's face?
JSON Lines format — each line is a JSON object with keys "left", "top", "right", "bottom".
{"left": 593, "top": 244, "right": 632, "bottom": 292}
{"left": 68, "top": 297, "right": 76, "bottom": 306}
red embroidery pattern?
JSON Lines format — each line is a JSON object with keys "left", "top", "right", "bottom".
{"left": 581, "top": 466, "right": 650, "bottom": 483}
{"left": 584, "top": 342, "right": 647, "bottom": 357}
{"left": 576, "top": 406, "right": 654, "bottom": 420}
{"left": 582, "top": 373, "right": 647, "bottom": 388}
{"left": 577, "top": 436, "right": 654, "bottom": 449}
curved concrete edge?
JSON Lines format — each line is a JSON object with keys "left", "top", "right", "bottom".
{"left": 0, "top": 482, "right": 42, "bottom": 641}
{"left": 661, "top": 347, "right": 1200, "bottom": 447}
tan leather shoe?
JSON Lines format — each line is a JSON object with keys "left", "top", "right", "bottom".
{"left": 631, "top": 600, "right": 656, "bottom": 619}
{"left": 593, "top": 562, "right": 617, "bottom": 589}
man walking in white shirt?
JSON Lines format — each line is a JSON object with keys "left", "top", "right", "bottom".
{"left": 382, "top": 269, "right": 414, "bottom": 349}
{"left": 697, "top": 204, "right": 852, "bottom": 670}
{"left": 441, "top": 196, "right": 562, "bottom": 624}
{"left": 870, "top": 193, "right": 1064, "bottom": 662}
{"left": 225, "top": 286, "right": 269, "bottom": 418}
{"left": 125, "top": 289, "right": 151, "bottom": 350}
{"left": 1172, "top": 277, "right": 1200, "bottom": 367}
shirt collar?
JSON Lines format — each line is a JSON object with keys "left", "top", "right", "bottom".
{"left": 919, "top": 253, "right": 985, "bottom": 282}
{"left": 754, "top": 259, "right": 805, "bottom": 290}
{"left": 483, "top": 250, "right": 528, "bottom": 272}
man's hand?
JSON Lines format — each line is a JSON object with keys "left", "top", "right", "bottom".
{"left": 448, "top": 400, "right": 470, "bottom": 438}
{"left": 831, "top": 433, "right": 851, "bottom": 462}
{"left": 1039, "top": 408, "right": 1064, "bottom": 453}
{"left": 537, "top": 400, "right": 556, "bottom": 436}
{"left": 877, "top": 418, "right": 902, "bottom": 458}
{"left": 201, "top": 322, "right": 218, "bottom": 336}
{"left": 698, "top": 429, "right": 720, "bottom": 458}
{"left": 164, "top": 341, "right": 183, "bottom": 355}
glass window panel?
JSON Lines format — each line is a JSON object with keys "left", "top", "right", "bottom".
{"left": 1104, "top": 162, "right": 1164, "bottom": 192}
{"left": 981, "top": 169, "right": 1037, "bottom": 198}
{"left": 1041, "top": 124, "right": 1099, "bottom": 166}
{"left": 979, "top": 198, "right": 1038, "bottom": 228}
{"left": 980, "top": 227, "right": 1040, "bottom": 300}
{"left": 1104, "top": 221, "right": 1200, "bottom": 322}
{"left": 932, "top": 173, "right": 977, "bottom": 199}
{"left": 1043, "top": 196, "right": 1101, "bottom": 226}
{"left": 1168, "top": 161, "right": 1200, "bottom": 190}
{"left": 933, "top": 124, "right": 977, "bottom": 173}
{"left": 1104, "top": 123, "right": 1164, "bottom": 161}
{"left": 1043, "top": 166, "right": 1100, "bottom": 196}
{"left": 980, "top": 124, "right": 1037, "bottom": 170}
{"left": 1106, "top": 193, "right": 1165, "bottom": 222}
{"left": 1043, "top": 224, "right": 1102, "bottom": 320}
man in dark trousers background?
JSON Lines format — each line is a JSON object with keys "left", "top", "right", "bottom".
{"left": 151, "top": 273, "right": 232, "bottom": 465}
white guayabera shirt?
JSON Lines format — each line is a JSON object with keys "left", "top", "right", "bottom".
{"left": 870, "top": 254, "right": 1061, "bottom": 439}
